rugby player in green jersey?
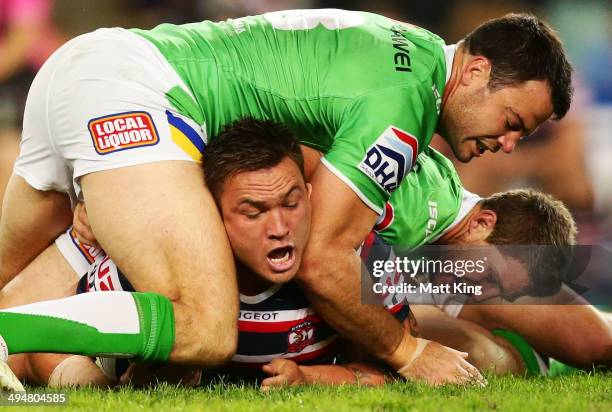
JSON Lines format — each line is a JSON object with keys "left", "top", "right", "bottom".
{"left": 369, "top": 149, "right": 610, "bottom": 375}
{"left": 256, "top": 151, "right": 611, "bottom": 387}
{"left": 0, "top": 10, "right": 573, "bottom": 385}
{"left": 8, "top": 145, "right": 604, "bottom": 389}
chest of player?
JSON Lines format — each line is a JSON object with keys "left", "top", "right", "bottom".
{"left": 232, "top": 283, "right": 338, "bottom": 368}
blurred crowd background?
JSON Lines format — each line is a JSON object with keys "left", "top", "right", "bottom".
{"left": 0, "top": 0, "right": 610, "bottom": 246}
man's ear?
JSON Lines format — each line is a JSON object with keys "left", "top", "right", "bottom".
{"left": 460, "top": 56, "right": 492, "bottom": 87}
{"left": 305, "top": 182, "right": 313, "bottom": 199}
{"left": 468, "top": 209, "right": 497, "bottom": 236}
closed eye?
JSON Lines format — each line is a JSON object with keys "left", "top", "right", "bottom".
{"left": 506, "top": 121, "right": 522, "bottom": 132}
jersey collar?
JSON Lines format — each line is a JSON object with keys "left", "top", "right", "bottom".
{"left": 240, "top": 283, "right": 283, "bottom": 305}
{"left": 442, "top": 44, "right": 457, "bottom": 84}
{"left": 433, "top": 189, "right": 482, "bottom": 242}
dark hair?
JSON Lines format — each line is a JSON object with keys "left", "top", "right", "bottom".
{"left": 202, "top": 118, "right": 305, "bottom": 200}
{"left": 464, "top": 13, "right": 573, "bottom": 120}
{"left": 481, "top": 188, "right": 576, "bottom": 246}
{"left": 480, "top": 189, "right": 576, "bottom": 297}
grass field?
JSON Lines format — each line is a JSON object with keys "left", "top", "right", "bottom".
{"left": 7, "top": 372, "right": 612, "bottom": 411}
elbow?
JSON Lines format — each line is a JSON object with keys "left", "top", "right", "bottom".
{"left": 577, "top": 333, "right": 612, "bottom": 366}
{"left": 562, "top": 329, "right": 612, "bottom": 367}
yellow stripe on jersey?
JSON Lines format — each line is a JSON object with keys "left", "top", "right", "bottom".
{"left": 169, "top": 124, "right": 202, "bottom": 162}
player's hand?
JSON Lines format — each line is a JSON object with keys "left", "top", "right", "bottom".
{"left": 73, "top": 202, "right": 100, "bottom": 248}
{"left": 261, "top": 358, "right": 306, "bottom": 390}
{"left": 395, "top": 337, "right": 487, "bottom": 387}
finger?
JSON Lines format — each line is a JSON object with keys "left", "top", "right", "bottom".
{"left": 269, "top": 358, "right": 289, "bottom": 370}
{"left": 73, "top": 205, "right": 98, "bottom": 245}
{"left": 451, "top": 366, "right": 475, "bottom": 386}
{"left": 260, "top": 380, "right": 271, "bottom": 392}
{"left": 474, "top": 374, "right": 488, "bottom": 387}
{"left": 262, "top": 363, "right": 275, "bottom": 376}
{"left": 446, "top": 347, "right": 469, "bottom": 359}
{"left": 456, "top": 363, "right": 486, "bottom": 387}
{"left": 260, "top": 374, "right": 288, "bottom": 389}
{"left": 459, "top": 358, "right": 484, "bottom": 380}
{"left": 464, "top": 365, "right": 487, "bottom": 387}
{"left": 73, "top": 222, "right": 96, "bottom": 245}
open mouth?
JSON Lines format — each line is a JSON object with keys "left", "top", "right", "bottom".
{"left": 266, "top": 246, "right": 296, "bottom": 273}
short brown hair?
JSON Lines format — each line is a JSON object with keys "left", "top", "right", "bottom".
{"left": 202, "top": 118, "right": 304, "bottom": 201}
{"left": 481, "top": 188, "right": 576, "bottom": 246}
{"left": 464, "top": 13, "right": 573, "bottom": 120}
{"left": 481, "top": 189, "right": 576, "bottom": 296}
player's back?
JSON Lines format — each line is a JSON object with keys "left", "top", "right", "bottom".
{"left": 132, "top": 9, "right": 447, "bottom": 151}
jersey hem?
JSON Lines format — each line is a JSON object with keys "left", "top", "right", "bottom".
{"left": 320, "top": 157, "right": 383, "bottom": 215}
{"left": 73, "top": 156, "right": 198, "bottom": 197}
{"left": 12, "top": 168, "right": 71, "bottom": 194}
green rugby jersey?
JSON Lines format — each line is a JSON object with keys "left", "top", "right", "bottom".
{"left": 131, "top": 9, "right": 449, "bottom": 214}
{"left": 374, "top": 147, "right": 480, "bottom": 248}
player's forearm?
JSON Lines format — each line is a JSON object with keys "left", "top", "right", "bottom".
{"left": 462, "top": 287, "right": 612, "bottom": 366}
{"left": 298, "top": 363, "right": 391, "bottom": 386}
{"left": 299, "top": 165, "right": 417, "bottom": 367}
{"left": 299, "top": 243, "right": 408, "bottom": 364}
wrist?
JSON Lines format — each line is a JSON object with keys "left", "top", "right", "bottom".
{"left": 385, "top": 329, "right": 420, "bottom": 371}
{"left": 294, "top": 365, "right": 309, "bottom": 384}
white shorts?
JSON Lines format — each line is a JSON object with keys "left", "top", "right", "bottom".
{"left": 54, "top": 227, "right": 105, "bottom": 277}
{"left": 14, "top": 28, "right": 207, "bottom": 200}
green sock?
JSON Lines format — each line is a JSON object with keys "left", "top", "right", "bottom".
{"left": 548, "top": 359, "right": 583, "bottom": 376}
{"left": 0, "top": 292, "right": 174, "bottom": 362}
{"left": 491, "top": 328, "right": 548, "bottom": 377}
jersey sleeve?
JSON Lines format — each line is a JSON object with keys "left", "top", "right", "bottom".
{"left": 321, "top": 85, "right": 435, "bottom": 215}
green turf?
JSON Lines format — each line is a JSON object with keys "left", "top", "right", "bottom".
{"left": 7, "top": 372, "right": 612, "bottom": 411}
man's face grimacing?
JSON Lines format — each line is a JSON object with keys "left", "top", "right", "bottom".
{"left": 219, "top": 157, "right": 312, "bottom": 284}
{"left": 439, "top": 57, "right": 554, "bottom": 162}
{"left": 439, "top": 206, "right": 532, "bottom": 301}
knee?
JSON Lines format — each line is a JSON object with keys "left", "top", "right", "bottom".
{"left": 465, "top": 337, "right": 519, "bottom": 375}
{"left": 565, "top": 331, "right": 612, "bottom": 366}
{"left": 183, "top": 322, "right": 238, "bottom": 366}
{"left": 175, "top": 301, "right": 238, "bottom": 366}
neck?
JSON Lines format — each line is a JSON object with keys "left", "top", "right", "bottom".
{"left": 436, "top": 204, "right": 480, "bottom": 244}
{"left": 236, "top": 261, "right": 273, "bottom": 296}
{"left": 440, "top": 41, "right": 466, "bottom": 115}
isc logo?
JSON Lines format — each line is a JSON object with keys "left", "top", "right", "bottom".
{"left": 359, "top": 126, "right": 418, "bottom": 193}
{"left": 425, "top": 200, "right": 438, "bottom": 237}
